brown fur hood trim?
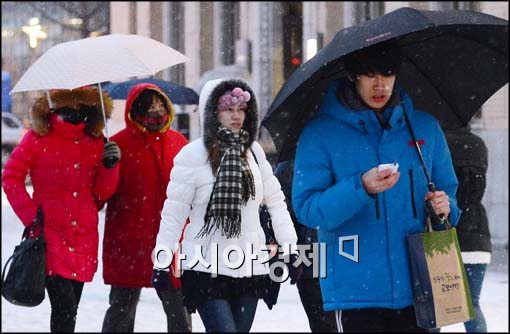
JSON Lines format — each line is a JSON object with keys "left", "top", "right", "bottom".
{"left": 31, "top": 86, "right": 113, "bottom": 137}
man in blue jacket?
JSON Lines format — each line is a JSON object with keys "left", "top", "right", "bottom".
{"left": 292, "top": 41, "right": 460, "bottom": 332}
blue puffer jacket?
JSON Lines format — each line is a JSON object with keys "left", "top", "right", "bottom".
{"left": 292, "top": 80, "right": 460, "bottom": 311}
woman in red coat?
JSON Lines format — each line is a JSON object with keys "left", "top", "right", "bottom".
{"left": 101, "top": 83, "right": 190, "bottom": 332}
{"left": 2, "top": 87, "right": 121, "bottom": 333}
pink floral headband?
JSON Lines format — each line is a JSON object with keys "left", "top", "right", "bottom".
{"left": 217, "top": 87, "right": 251, "bottom": 112}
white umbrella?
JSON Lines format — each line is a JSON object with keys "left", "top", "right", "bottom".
{"left": 10, "top": 34, "right": 189, "bottom": 138}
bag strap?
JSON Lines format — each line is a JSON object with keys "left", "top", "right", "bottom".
{"left": 250, "top": 148, "right": 279, "bottom": 245}
{"left": 401, "top": 105, "right": 451, "bottom": 230}
{"left": 1, "top": 254, "right": 14, "bottom": 284}
{"left": 250, "top": 147, "right": 259, "bottom": 166}
{"left": 24, "top": 207, "right": 45, "bottom": 240}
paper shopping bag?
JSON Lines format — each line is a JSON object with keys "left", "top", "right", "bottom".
{"left": 407, "top": 227, "right": 474, "bottom": 329}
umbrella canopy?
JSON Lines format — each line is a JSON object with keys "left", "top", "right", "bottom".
{"left": 10, "top": 34, "right": 189, "bottom": 93}
{"left": 261, "top": 8, "right": 508, "bottom": 163}
{"left": 102, "top": 78, "right": 199, "bottom": 105}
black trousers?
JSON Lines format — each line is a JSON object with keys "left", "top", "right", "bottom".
{"left": 46, "top": 275, "right": 85, "bottom": 333}
{"left": 102, "top": 286, "right": 191, "bottom": 332}
{"left": 338, "top": 306, "right": 429, "bottom": 332}
{"left": 296, "top": 278, "right": 337, "bottom": 332}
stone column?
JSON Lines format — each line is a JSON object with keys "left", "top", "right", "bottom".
{"left": 475, "top": 1, "right": 509, "bottom": 246}
{"left": 325, "top": 2, "right": 344, "bottom": 44}
{"left": 384, "top": 2, "right": 410, "bottom": 13}
{"left": 213, "top": 2, "right": 223, "bottom": 67}
{"left": 110, "top": 2, "right": 130, "bottom": 34}
{"left": 251, "top": 2, "right": 274, "bottom": 120}
{"left": 343, "top": 2, "right": 356, "bottom": 28}
{"left": 184, "top": 2, "right": 201, "bottom": 88}
{"left": 136, "top": 2, "right": 150, "bottom": 37}
{"left": 184, "top": 2, "right": 202, "bottom": 141}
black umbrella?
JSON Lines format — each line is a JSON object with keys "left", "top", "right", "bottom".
{"left": 261, "top": 7, "right": 508, "bottom": 163}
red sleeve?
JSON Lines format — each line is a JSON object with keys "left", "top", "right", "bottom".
{"left": 2, "top": 131, "right": 38, "bottom": 226}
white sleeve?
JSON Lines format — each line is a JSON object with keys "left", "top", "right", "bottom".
{"left": 251, "top": 142, "right": 298, "bottom": 254}
{"left": 154, "top": 144, "right": 197, "bottom": 268}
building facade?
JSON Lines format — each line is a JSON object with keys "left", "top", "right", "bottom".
{"left": 109, "top": 1, "right": 507, "bottom": 245}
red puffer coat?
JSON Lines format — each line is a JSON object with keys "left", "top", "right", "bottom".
{"left": 2, "top": 113, "right": 119, "bottom": 282}
{"left": 102, "top": 83, "right": 188, "bottom": 288}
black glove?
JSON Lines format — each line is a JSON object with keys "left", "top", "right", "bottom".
{"left": 102, "top": 141, "right": 121, "bottom": 168}
{"left": 151, "top": 269, "right": 170, "bottom": 292}
{"left": 285, "top": 254, "right": 304, "bottom": 285}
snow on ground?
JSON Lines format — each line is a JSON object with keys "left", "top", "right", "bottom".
{"left": 2, "top": 187, "right": 508, "bottom": 332}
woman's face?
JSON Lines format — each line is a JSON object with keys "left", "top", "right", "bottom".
{"left": 134, "top": 95, "right": 169, "bottom": 132}
{"left": 217, "top": 104, "right": 246, "bottom": 133}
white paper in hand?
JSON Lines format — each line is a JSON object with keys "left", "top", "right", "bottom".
{"left": 378, "top": 163, "right": 399, "bottom": 174}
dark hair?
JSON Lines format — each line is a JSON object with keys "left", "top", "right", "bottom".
{"left": 344, "top": 41, "right": 401, "bottom": 76}
{"left": 130, "top": 89, "right": 168, "bottom": 117}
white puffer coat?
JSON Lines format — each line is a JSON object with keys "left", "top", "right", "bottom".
{"left": 155, "top": 78, "right": 298, "bottom": 278}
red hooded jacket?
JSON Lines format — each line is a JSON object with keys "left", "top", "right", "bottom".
{"left": 2, "top": 87, "right": 119, "bottom": 282}
{"left": 102, "top": 83, "right": 188, "bottom": 288}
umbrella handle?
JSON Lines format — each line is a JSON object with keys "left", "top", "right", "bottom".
{"left": 98, "top": 82, "right": 109, "bottom": 141}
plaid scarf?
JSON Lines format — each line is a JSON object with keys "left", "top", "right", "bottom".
{"left": 196, "top": 127, "right": 256, "bottom": 239}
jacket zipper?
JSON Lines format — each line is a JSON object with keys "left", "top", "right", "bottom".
{"left": 409, "top": 169, "right": 417, "bottom": 219}
{"left": 359, "top": 119, "right": 379, "bottom": 219}
{"left": 375, "top": 193, "right": 381, "bottom": 219}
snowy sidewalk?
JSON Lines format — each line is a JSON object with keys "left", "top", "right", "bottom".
{"left": 2, "top": 188, "right": 508, "bottom": 332}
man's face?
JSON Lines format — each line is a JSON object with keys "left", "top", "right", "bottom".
{"left": 352, "top": 73, "right": 396, "bottom": 110}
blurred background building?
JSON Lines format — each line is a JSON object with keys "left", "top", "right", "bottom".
{"left": 1, "top": 1, "right": 508, "bottom": 245}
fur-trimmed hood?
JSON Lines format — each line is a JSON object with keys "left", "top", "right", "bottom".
{"left": 31, "top": 86, "right": 113, "bottom": 138}
{"left": 199, "top": 78, "right": 259, "bottom": 151}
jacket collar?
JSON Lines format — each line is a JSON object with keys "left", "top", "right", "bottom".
{"left": 320, "top": 80, "right": 414, "bottom": 134}
{"left": 49, "top": 113, "right": 87, "bottom": 139}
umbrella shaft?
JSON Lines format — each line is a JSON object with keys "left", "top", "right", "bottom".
{"left": 98, "top": 83, "right": 109, "bottom": 140}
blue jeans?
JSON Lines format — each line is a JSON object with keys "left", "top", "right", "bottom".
{"left": 429, "top": 263, "right": 487, "bottom": 333}
{"left": 197, "top": 297, "right": 258, "bottom": 332}
{"left": 464, "top": 263, "right": 488, "bottom": 333}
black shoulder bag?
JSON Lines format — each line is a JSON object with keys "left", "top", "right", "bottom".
{"left": 249, "top": 148, "right": 282, "bottom": 310}
{"left": 2, "top": 208, "right": 46, "bottom": 307}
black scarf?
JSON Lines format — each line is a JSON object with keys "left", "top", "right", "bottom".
{"left": 196, "top": 127, "right": 256, "bottom": 239}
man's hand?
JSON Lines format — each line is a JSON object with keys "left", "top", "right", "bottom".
{"left": 425, "top": 191, "right": 450, "bottom": 218}
{"left": 362, "top": 167, "right": 400, "bottom": 194}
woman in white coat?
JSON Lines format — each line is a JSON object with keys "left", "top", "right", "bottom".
{"left": 152, "top": 78, "right": 301, "bottom": 332}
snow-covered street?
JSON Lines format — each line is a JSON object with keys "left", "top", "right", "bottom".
{"left": 2, "top": 187, "right": 508, "bottom": 332}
